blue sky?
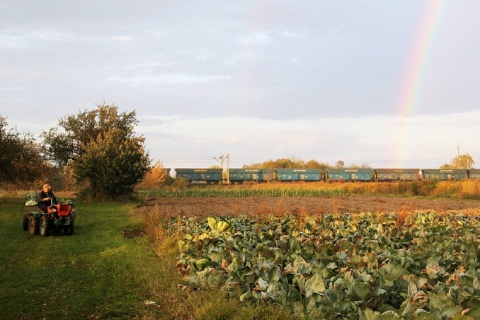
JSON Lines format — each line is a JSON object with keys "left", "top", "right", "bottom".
{"left": 1, "top": 1, "right": 479, "bottom": 169}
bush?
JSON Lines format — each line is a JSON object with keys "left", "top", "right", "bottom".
{"left": 171, "top": 177, "right": 189, "bottom": 190}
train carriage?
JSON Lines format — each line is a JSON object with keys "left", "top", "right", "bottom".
{"left": 249, "top": 169, "right": 276, "bottom": 182}
{"left": 468, "top": 169, "right": 480, "bottom": 180}
{"left": 174, "top": 168, "right": 223, "bottom": 184}
{"left": 228, "top": 169, "right": 251, "bottom": 184}
{"left": 421, "top": 169, "right": 469, "bottom": 181}
{"left": 276, "top": 169, "right": 322, "bottom": 182}
{"left": 228, "top": 168, "right": 276, "bottom": 183}
{"left": 326, "top": 168, "right": 374, "bottom": 182}
{"left": 374, "top": 169, "right": 421, "bottom": 181}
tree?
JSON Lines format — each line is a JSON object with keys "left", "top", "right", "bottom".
{"left": 440, "top": 154, "right": 474, "bottom": 169}
{"left": 42, "top": 104, "right": 150, "bottom": 198}
{"left": 136, "top": 161, "right": 171, "bottom": 189}
{"left": 42, "top": 102, "right": 139, "bottom": 166}
{"left": 73, "top": 127, "right": 149, "bottom": 197}
{"left": 0, "top": 115, "right": 50, "bottom": 186}
{"left": 305, "top": 160, "right": 328, "bottom": 169}
{"left": 246, "top": 158, "right": 327, "bottom": 169}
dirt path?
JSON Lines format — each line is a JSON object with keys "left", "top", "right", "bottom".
{"left": 140, "top": 195, "right": 480, "bottom": 217}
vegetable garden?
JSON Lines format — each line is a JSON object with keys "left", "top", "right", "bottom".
{"left": 157, "top": 210, "right": 480, "bottom": 319}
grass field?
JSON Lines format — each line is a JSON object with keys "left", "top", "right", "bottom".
{"left": 0, "top": 197, "right": 296, "bottom": 320}
{"left": 0, "top": 197, "right": 169, "bottom": 319}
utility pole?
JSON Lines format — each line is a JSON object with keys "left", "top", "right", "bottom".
{"left": 214, "top": 154, "right": 230, "bottom": 184}
{"left": 226, "top": 153, "right": 230, "bottom": 184}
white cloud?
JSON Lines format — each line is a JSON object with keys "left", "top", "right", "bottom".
{"left": 106, "top": 73, "right": 230, "bottom": 86}
{"left": 109, "top": 35, "right": 132, "bottom": 42}
{"left": 0, "top": 29, "right": 76, "bottom": 48}
{"left": 237, "top": 32, "right": 271, "bottom": 45}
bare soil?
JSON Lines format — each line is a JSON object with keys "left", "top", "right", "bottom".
{"left": 140, "top": 195, "right": 480, "bottom": 217}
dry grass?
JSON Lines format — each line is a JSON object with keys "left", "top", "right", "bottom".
{"left": 434, "top": 180, "right": 480, "bottom": 197}
{"left": 395, "top": 205, "right": 411, "bottom": 230}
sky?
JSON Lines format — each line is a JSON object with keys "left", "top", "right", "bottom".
{"left": 1, "top": 0, "right": 479, "bottom": 170}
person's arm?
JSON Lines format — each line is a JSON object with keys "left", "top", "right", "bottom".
{"left": 37, "top": 192, "right": 43, "bottom": 204}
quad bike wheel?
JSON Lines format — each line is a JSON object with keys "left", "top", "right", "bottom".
{"left": 28, "top": 215, "right": 39, "bottom": 235}
{"left": 63, "top": 221, "right": 74, "bottom": 236}
{"left": 39, "top": 215, "right": 50, "bottom": 237}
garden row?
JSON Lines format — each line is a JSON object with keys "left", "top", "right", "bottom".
{"left": 164, "top": 211, "right": 480, "bottom": 319}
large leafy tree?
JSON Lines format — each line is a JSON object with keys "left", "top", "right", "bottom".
{"left": 42, "top": 103, "right": 139, "bottom": 166}
{"left": 42, "top": 104, "right": 150, "bottom": 197}
{"left": 0, "top": 115, "right": 49, "bottom": 186}
{"left": 73, "top": 127, "right": 150, "bottom": 197}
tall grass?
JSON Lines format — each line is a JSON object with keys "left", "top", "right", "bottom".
{"left": 139, "top": 180, "right": 480, "bottom": 199}
{"left": 142, "top": 187, "right": 348, "bottom": 198}
{"left": 432, "top": 180, "right": 480, "bottom": 198}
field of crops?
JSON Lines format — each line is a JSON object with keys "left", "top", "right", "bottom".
{"left": 138, "top": 180, "right": 480, "bottom": 199}
{"left": 141, "top": 186, "right": 349, "bottom": 198}
{"left": 160, "top": 210, "right": 480, "bottom": 319}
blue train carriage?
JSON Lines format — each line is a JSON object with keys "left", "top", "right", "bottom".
{"left": 252, "top": 169, "right": 276, "bottom": 182}
{"left": 469, "top": 169, "right": 480, "bottom": 180}
{"left": 326, "top": 168, "right": 374, "bottom": 182}
{"left": 374, "top": 168, "right": 421, "bottom": 181}
{"left": 421, "top": 169, "right": 469, "bottom": 181}
{"left": 228, "top": 168, "right": 276, "bottom": 183}
{"left": 174, "top": 168, "right": 223, "bottom": 184}
{"left": 228, "top": 168, "right": 251, "bottom": 184}
{"left": 276, "top": 168, "right": 322, "bottom": 182}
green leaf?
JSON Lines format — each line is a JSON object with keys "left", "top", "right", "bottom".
{"left": 257, "top": 277, "right": 268, "bottom": 291}
{"left": 349, "top": 280, "right": 372, "bottom": 302}
{"left": 381, "top": 262, "right": 408, "bottom": 281}
{"left": 268, "top": 266, "right": 282, "bottom": 284}
{"left": 305, "top": 273, "right": 325, "bottom": 297}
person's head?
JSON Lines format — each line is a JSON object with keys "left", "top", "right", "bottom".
{"left": 42, "top": 184, "right": 51, "bottom": 192}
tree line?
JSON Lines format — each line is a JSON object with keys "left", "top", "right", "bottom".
{"left": 243, "top": 159, "right": 370, "bottom": 170}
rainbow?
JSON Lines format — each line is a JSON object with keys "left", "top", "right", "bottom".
{"left": 394, "top": 0, "right": 449, "bottom": 166}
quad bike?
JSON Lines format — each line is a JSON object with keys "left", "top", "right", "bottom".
{"left": 23, "top": 197, "right": 76, "bottom": 236}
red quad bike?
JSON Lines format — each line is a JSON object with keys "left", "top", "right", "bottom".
{"left": 23, "top": 198, "right": 76, "bottom": 236}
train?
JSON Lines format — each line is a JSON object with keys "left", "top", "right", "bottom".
{"left": 169, "top": 168, "right": 480, "bottom": 184}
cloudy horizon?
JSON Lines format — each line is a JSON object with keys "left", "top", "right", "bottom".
{"left": 1, "top": 1, "right": 479, "bottom": 170}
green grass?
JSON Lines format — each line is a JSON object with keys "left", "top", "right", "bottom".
{"left": 0, "top": 198, "right": 167, "bottom": 319}
{"left": 0, "top": 197, "right": 297, "bottom": 320}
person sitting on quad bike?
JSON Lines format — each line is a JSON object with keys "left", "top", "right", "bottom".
{"left": 37, "top": 184, "right": 58, "bottom": 213}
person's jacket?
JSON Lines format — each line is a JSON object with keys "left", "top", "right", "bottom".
{"left": 37, "top": 190, "right": 58, "bottom": 207}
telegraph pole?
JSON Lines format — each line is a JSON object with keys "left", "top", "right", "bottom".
{"left": 226, "top": 153, "right": 230, "bottom": 184}
{"left": 214, "top": 154, "right": 231, "bottom": 184}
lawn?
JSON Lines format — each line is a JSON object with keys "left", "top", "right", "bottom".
{"left": 0, "top": 197, "right": 169, "bottom": 319}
